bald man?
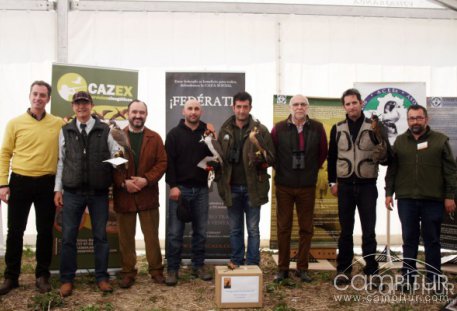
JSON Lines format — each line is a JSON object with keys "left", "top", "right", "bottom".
{"left": 164, "top": 99, "right": 214, "bottom": 286}
{"left": 271, "top": 95, "right": 328, "bottom": 283}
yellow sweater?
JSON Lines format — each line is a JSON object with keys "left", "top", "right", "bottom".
{"left": 0, "top": 112, "right": 64, "bottom": 185}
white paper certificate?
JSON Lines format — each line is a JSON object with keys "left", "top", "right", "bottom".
{"left": 221, "top": 276, "right": 260, "bottom": 303}
{"left": 103, "top": 157, "right": 128, "bottom": 166}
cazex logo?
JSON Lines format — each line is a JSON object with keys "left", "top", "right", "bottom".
{"left": 87, "top": 84, "right": 133, "bottom": 97}
{"left": 57, "top": 72, "right": 133, "bottom": 103}
{"left": 57, "top": 73, "right": 88, "bottom": 101}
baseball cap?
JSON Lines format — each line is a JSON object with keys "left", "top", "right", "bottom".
{"left": 72, "top": 91, "right": 92, "bottom": 103}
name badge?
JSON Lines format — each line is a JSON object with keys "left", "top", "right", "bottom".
{"left": 417, "top": 141, "right": 428, "bottom": 150}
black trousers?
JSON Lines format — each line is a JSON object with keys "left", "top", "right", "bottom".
{"left": 4, "top": 173, "right": 55, "bottom": 280}
{"left": 337, "top": 182, "right": 379, "bottom": 275}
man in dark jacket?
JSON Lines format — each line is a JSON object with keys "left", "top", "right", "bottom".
{"left": 54, "top": 91, "right": 120, "bottom": 297}
{"left": 328, "top": 88, "right": 389, "bottom": 286}
{"left": 271, "top": 94, "right": 328, "bottom": 283}
{"left": 217, "top": 91, "right": 275, "bottom": 267}
{"left": 113, "top": 100, "right": 167, "bottom": 288}
{"left": 164, "top": 99, "right": 213, "bottom": 286}
{"left": 386, "top": 105, "right": 456, "bottom": 291}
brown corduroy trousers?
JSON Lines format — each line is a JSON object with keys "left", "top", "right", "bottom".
{"left": 117, "top": 208, "right": 163, "bottom": 277}
{"left": 276, "top": 185, "right": 316, "bottom": 271}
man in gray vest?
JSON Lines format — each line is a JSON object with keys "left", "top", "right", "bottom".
{"left": 54, "top": 91, "right": 120, "bottom": 297}
{"left": 327, "top": 88, "right": 389, "bottom": 286}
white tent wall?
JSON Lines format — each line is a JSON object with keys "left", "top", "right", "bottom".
{"left": 1, "top": 9, "right": 457, "bottom": 249}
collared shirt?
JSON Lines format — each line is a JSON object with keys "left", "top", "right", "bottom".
{"left": 290, "top": 116, "right": 305, "bottom": 134}
{"left": 288, "top": 115, "right": 307, "bottom": 150}
{"left": 27, "top": 108, "right": 46, "bottom": 121}
{"left": 54, "top": 117, "right": 120, "bottom": 192}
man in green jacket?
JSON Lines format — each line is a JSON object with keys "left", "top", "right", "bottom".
{"left": 217, "top": 91, "right": 275, "bottom": 267}
{"left": 385, "top": 105, "right": 456, "bottom": 292}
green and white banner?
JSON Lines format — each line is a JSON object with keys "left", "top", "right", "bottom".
{"left": 50, "top": 63, "right": 138, "bottom": 270}
{"left": 354, "top": 82, "right": 425, "bottom": 144}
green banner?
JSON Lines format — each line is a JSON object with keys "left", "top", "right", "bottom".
{"left": 50, "top": 63, "right": 138, "bottom": 270}
{"left": 270, "top": 95, "right": 344, "bottom": 250}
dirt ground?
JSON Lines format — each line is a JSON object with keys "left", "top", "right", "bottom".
{"left": 0, "top": 249, "right": 456, "bottom": 311}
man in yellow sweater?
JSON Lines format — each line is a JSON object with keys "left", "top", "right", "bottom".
{"left": 0, "top": 81, "right": 64, "bottom": 295}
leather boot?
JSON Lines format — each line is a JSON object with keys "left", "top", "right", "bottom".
{"left": 36, "top": 276, "right": 51, "bottom": 293}
{"left": 0, "top": 279, "right": 19, "bottom": 295}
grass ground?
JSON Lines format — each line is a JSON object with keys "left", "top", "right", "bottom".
{"left": 0, "top": 248, "right": 455, "bottom": 311}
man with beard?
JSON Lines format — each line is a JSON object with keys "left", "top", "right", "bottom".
{"left": 386, "top": 105, "right": 456, "bottom": 291}
{"left": 164, "top": 99, "right": 213, "bottom": 286}
{"left": 113, "top": 100, "right": 167, "bottom": 288}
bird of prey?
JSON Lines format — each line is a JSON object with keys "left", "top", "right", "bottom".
{"left": 248, "top": 126, "right": 272, "bottom": 170}
{"left": 370, "top": 114, "right": 384, "bottom": 145}
{"left": 370, "top": 114, "right": 388, "bottom": 163}
{"left": 200, "top": 127, "right": 223, "bottom": 188}
{"left": 109, "top": 122, "right": 131, "bottom": 169}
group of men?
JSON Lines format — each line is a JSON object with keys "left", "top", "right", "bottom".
{"left": 0, "top": 82, "right": 273, "bottom": 296}
{"left": 329, "top": 88, "right": 456, "bottom": 291}
{"left": 0, "top": 81, "right": 454, "bottom": 297}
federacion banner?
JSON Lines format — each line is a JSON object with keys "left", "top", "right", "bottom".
{"left": 50, "top": 63, "right": 138, "bottom": 270}
{"left": 270, "top": 95, "right": 343, "bottom": 250}
{"left": 426, "top": 97, "right": 457, "bottom": 251}
{"left": 165, "top": 72, "right": 245, "bottom": 259}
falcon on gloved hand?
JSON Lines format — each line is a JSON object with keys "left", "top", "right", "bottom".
{"left": 200, "top": 125, "right": 223, "bottom": 187}
{"left": 370, "top": 114, "right": 388, "bottom": 164}
{"left": 109, "top": 122, "right": 131, "bottom": 169}
{"left": 248, "top": 126, "right": 271, "bottom": 170}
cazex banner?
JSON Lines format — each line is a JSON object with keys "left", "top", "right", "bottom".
{"left": 50, "top": 63, "right": 138, "bottom": 270}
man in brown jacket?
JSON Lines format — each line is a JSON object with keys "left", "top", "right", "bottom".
{"left": 113, "top": 100, "right": 167, "bottom": 288}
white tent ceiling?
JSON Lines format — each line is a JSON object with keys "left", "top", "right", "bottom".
{"left": 1, "top": 0, "right": 457, "bottom": 242}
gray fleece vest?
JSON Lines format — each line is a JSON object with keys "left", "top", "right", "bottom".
{"left": 336, "top": 119, "right": 378, "bottom": 179}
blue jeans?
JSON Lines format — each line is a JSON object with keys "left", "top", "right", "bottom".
{"left": 398, "top": 199, "right": 444, "bottom": 282}
{"left": 166, "top": 186, "right": 209, "bottom": 271}
{"left": 60, "top": 191, "right": 110, "bottom": 283}
{"left": 227, "top": 185, "right": 261, "bottom": 266}
{"left": 337, "top": 182, "right": 378, "bottom": 275}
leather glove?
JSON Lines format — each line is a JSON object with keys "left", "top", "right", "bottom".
{"left": 372, "top": 143, "right": 387, "bottom": 164}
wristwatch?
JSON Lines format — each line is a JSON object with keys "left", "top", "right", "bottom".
{"left": 328, "top": 182, "right": 336, "bottom": 188}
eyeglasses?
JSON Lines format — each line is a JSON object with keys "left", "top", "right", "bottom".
{"left": 407, "top": 116, "right": 426, "bottom": 122}
{"left": 291, "top": 102, "right": 308, "bottom": 107}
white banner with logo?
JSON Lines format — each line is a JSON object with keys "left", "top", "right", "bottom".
{"left": 354, "top": 82, "right": 426, "bottom": 145}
